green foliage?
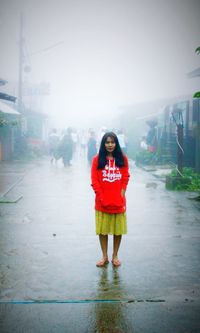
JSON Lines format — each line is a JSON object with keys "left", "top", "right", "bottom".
{"left": 135, "top": 148, "right": 171, "bottom": 166}
{"left": 193, "top": 91, "right": 200, "bottom": 98}
{"left": 135, "top": 150, "right": 155, "bottom": 165}
{"left": 195, "top": 46, "right": 200, "bottom": 54}
{"left": 167, "top": 167, "right": 200, "bottom": 192}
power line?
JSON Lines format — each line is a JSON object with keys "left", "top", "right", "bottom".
{"left": 29, "top": 41, "right": 64, "bottom": 57}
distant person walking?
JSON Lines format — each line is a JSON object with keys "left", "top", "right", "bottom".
{"left": 48, "top": 128, "right": 60, "bottom": 164}
{"left": 87, "top": 131, "right": 97, "bottom": 165}
{"left": 71, "top": 129, "right": 78, "bottom": 153}
{"left": 97, "top": 126, "right": 107, "bottom": 148}
{"left": 80, "top": 130, "right": 87, "bottom": 157}
{"left": 117, "top": 129, "right": 127, "bottom": 154}
{"left": 140, "top": 136, "right": 148, "bottom": 150}
{"left": 91, "top": 132, "right": 130, "bottom": 267}
{"left": 60, "top": 127, "right": 73, "bottom": 167}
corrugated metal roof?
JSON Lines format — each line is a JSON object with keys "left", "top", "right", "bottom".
{"left": 187, "top": 67, "right": 200, "bottom": 78}
{"left": 0, "top": 78, "right": 8, "bottom": 86}
{"left": 0, "top": 100, "right": 20, "bottom": 115}
{"left": 0, "top": 92, "right": 16, "bottom": 102}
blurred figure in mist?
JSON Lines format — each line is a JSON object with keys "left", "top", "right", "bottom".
{"left": 117, "top": 129, "right": 127, "bottom": 154}
{"left": 140, "top": 136, "right": 148, "bottom": 150}
{"left": 146, "top": 119, "right": 158, "bottom": 153}
{"left": 48, "top": 128, "right": 60, "bottom": 164}
{"left": 87, "top": 130, "right": 97, "bottom": 165}
{"left": 97, "top": 126, "right": 107, "bottom": 146}
{"left": 71, "top": 128, "right": 78, "bottom": 154}
{"left": 80, "top": 130, "right": 87, "bottom": 156}
{"left": 60, "top": 127, "right": 73, "bottom": 167}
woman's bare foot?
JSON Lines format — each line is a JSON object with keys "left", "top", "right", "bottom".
{"left": 111, "top": 257, "right": 121, "bottom": 267}
{"left": 96, "top": 257, "right": 109, "bottom": 267}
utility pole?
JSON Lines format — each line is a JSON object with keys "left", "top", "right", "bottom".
{"left": 193, "top": 98, "right": 200, "bottom": 172}
{"left": 16, "top": 12, "right": 26, "bottom": 156}
{"left": 18, "top": 12, "right": 24, "bottom": 113}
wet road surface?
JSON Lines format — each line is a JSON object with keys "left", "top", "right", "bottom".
{"left": 0, "top": 154, "right": 200, "bottom": 332}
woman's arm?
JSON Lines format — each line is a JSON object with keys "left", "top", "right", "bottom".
{"left": 121, "top": 155, "right": 130, "bottom": 192}
{"left": 91, "top": 156, "right": 103, "bottom": 199}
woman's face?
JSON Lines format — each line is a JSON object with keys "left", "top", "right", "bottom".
{"left": 105, "top": 136, "right": 116, "bottom": 153}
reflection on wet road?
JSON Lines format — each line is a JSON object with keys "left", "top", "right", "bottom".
{"left": 0, "top": 155, "right": 200, "bottom": 332}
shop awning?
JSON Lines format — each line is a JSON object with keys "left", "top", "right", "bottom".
{"left": 187, "top": 67, "right": 200, "bottom": 78}
{"left": 0, "top": 92, "right": 17, "bottom": 102}
{"left": 0, "top": 78, "right": 8, "bottom": 86}
{"left": 0, "top": 100, "right": 20, "bottom": 115}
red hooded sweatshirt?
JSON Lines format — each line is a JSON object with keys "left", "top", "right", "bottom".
{"left": 91, "top": 154, "right": 130, "bottom": 214}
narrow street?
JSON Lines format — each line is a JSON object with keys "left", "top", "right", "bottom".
{"left": 0, "top": 153, "right": 200, "bottom": 333}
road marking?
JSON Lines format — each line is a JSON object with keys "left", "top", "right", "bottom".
{"left": 0, "top": 299, "right": 166, "bottom": 304}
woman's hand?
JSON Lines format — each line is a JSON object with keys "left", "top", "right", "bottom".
{"left": 121, "top": 189, "right": 125, "bottom": 197}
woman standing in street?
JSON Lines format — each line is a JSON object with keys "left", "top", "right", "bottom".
{"left": 91, "top": 132, "right": 130, "bottom": 267}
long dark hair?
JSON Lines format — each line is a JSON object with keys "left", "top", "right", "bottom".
{"left": 98, "top": 132, "right": 125, "bottom": 169}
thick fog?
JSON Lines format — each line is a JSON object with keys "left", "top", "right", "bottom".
{"left": 0, "top": 0, "right": 200, "bottom": 128}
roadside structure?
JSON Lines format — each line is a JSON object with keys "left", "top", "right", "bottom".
{"left": 0, "top": 78, "right": 20, "bottom": 161}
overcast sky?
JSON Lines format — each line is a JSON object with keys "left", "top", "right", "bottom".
{"left": 0, "top": 0, "right": 200, "bottom": 128}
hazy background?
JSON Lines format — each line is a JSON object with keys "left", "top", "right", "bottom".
{"left": 0, "top": 0, "right": 200, "bottom": 128}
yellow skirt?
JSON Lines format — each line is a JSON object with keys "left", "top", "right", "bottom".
{"left": 95, "top": 210, "right": 127, "bottom": 235}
